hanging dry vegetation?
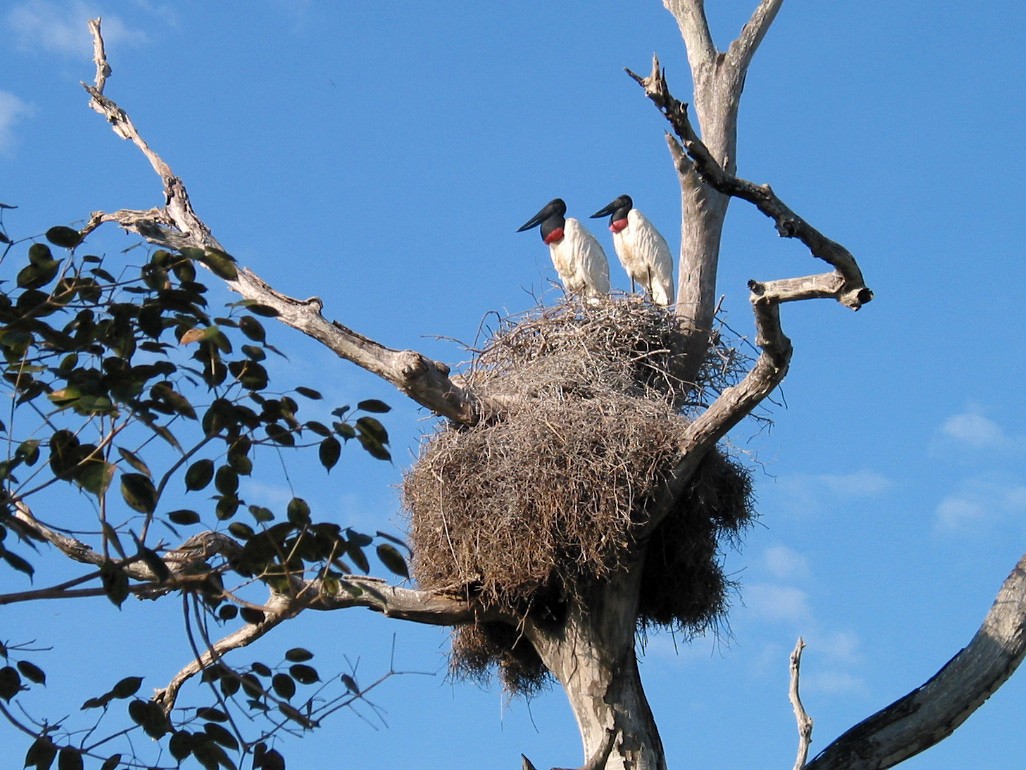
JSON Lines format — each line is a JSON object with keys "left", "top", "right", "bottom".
{"left": 403, "top": 298, "right": 755, "bottom": 692}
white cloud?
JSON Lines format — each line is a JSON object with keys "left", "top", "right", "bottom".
{"left": 934, "top": 474, "right": 1026, "bottom": 533}
{"left": 744, "top": 583, "right": 811, "bottom": 623}
{"left": 809, "top": 630, "right": 861, "bottom": 665}
{"left": 762, "top": 544, "right": 811, "bottom": 582}
{"left": 0, "top": 91, "right": 35, "bottom": 157}
{"left": 930, "top": 407, "right": 1026, "bottom": 461}
{"left": 939, "top": 411, "right": 1009, "bottom": 449}
{"left": 775, "top": 469, "right": 892, "bottom": 516}
{"left": 6, "top": 1, "right": 148, "bottom": 56}
{"left": 803, "top": 669, "right": 867, "bottom": 696}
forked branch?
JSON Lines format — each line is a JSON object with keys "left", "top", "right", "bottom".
{"left": 627, "top": 56, "right": 872, "bottom": 311}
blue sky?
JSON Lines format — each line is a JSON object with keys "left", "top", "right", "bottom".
{"left": 3, "top": 1, "right": 1026, "bottom": 768}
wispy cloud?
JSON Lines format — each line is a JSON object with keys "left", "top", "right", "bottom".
{"left": 6, "top": 1, "right": 148, "bottom": 57}
{"left": 762, "top": 544, "right": 811, "bottom": 582}
{"left": 934, "top": 473, "right": 1026, "bottom": 533}
{"left": 744, "top": 583, "right": 811, "bottom": 623}
{"left": 775, "top": 469, "right": 892, "bottom": 515}
{"left": 931, "top": 407, "right": 1025, "bottom": 459}
{"left": 0, "top": 91, "right": 35, "bottom": 157}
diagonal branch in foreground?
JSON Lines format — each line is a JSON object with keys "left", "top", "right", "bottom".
{"left": 806, "top": 551, "right": 1026, "bottom": 770}
{"left": 79, "top": 19, "right": 485, "bottom": 426}
{"left": 154, "top": 574, "right": 502, "bottom": 714}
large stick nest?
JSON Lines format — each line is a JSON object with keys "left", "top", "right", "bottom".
{"left": 403, "top": 298, "right": 754, "bottom": 693}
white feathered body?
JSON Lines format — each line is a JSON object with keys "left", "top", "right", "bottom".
{"left": 549, "top": 217, "right": 610, "bottom": 298}
{"left": 612, "top": 208, "right": 674, "bottom": 306}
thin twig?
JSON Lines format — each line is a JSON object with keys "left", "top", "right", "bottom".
{"left": 790, "top": 637, "right": 813, "bottom": 770}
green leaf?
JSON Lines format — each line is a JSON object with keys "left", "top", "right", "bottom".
{"left": 199, "top": 248, "right": 238, "bottom": 280}
{"left": 0, "top": 665, "right": 21, "bottom": 700}
{"left": 264, "top": 423, "right": 294, "bottom": 446}
{"left": 136, "top": 544, "right": 171, "bottom": 582}
{"left": 100, "top": 560, "right": 129, "bottom": 608}
{"left": 111, "top": 676, "right": 144, "bottom": 699}
{"left": 196, "top": 707, "right": 229, "bottom": 722}
{"left": 242, "top": 302, "right": 279, "bottom": 317}
{"left": 16, "top": 660, "right": 46, "bottom": 685}
{"left": 127, "top": 698, "right": 169, "bottom": 739}
{"left": 120, "top": 472, "right": 158, "bottom": 514}
{"left": 295, "top": 386, "right": 322, "bottom": 400}
{"left": 185, "top": 459, "right": 215, "bottom": 491}
{"left": 214, "top": 465, "right": 239, "bottom": 496}
{"left": 79, "top": 461, "right": 116, "bottom": 498}
{"left": 45, "top": 226, "right": 83, "bottom": 249}
{"left": 228, "top": 522, "right": 254, "bottom": 539}
{"left": 3, "top": 550, "right": 34, "bottom": 579}
{"left": 168, "top": 730, "right": 194, "bottom": 762}
{"left": 318, "top": 437, "right": 341, "bottom": 472}
{"left": 28, "top": 242, "right": 54, "bottom": 265}
{"left": 288, "top": 663, "right": 319, "bottom": 685}
{"left": 376, "top": 543, "right": 410, "bottom": 579}
{"left": 57, "top": 747, "right": 84, "bottom": 770}
{"left": 168, "top": 509, "right": 201, "bottom": 526}
{"left": 284, "top": 647, "right": 314, "bottom": 662}
{"left": 238, "top": 315, "right": 265, "bottom": 342}
{"left": 203, "top": 722, "right": 240, "bottom": 751}
{"left": 17, "top": 260, "right": 59, "bottom": 290}
{"left": 24, "top": 736, "right": 57, "bottom": 770}
{"left": 271, "top": 672, "right": 296, "bottom": 700}
{"left": 248, "top": 505, "right": 274, "bottom": 524}
{"left": 287, "top": 498, "right": 310, "bottom": 526}
{"left": 116, "top": 447, "right": 150, "bottom": 477}
{"left": 240, "top": 607, "right": 265, "bottom": 625}
{"left": 357, "top": 399, "right": 391, "bottom": 413}
{"left": 99, "top": 755, "right": 122, "bottom": 770}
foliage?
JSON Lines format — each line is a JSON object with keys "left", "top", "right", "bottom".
{"left": 0, "top": 219, "right": 399, "bottom": 769}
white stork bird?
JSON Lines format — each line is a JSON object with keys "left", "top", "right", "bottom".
{"left": 591, "top": 194, "right": 674, "bottom": 307}
{"left": 517, "top": 198, "right": 610, "bottom": 300}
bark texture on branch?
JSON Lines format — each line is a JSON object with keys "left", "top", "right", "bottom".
{"left": 660, "top": 0, "right": 784, "bottom": 332}
{"left": 806, "top": 552, "right": 1026, "bottom": 770}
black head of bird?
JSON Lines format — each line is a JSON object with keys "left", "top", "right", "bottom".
{"left": 591, "top": 194, "right": 633, "bottom": 231}
{"left": 517, "top": 198, "right": 567, "bottom": 244}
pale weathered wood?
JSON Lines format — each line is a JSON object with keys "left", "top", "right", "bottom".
{"left": 790, "top": 638, "right": 814, "bottom": 770}
{"left": 805, "top": 553, "right": 1026, "bottom": 770}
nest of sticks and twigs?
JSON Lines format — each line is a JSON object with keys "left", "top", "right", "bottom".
{"left": 403, "top": 297, "right": 754, "bottom": 694}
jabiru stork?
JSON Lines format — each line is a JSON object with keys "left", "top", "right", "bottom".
{"left": 591, "top": 194, "right": 674, "bottom": 307}
{"left": 517, "top": 198, "right": 610, "bottom": 300}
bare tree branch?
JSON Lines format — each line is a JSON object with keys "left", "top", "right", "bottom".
{"left": 728, "top": 0, "right": 786, "bottom": 76}
{"left": 790, "top": 638, "right": 813, "bottom": 770}
{"left": 153, "top": 591, "right": 302, "bottom": 713}
{"left": 79, "top": 19, "right": 486, "bottom": 426}
{"left": 806, "top": 552, "right": 1026, "bottom": 770}
{"left": 628, "top": 59, "right": 872, "bottom": 311}
{"left": 662, "top": 0, "right": 717, "bottom": 70}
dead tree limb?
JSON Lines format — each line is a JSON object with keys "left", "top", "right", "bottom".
{"left": 790, "top": 638, "right": 814, "bottom": 770}
{"left": 660, "top": 0, "right": 783, "bottom": 332}
{"left": 805, "top": 552, "right": 1026, "bottom": 770}
{"left": 79, "top": 19, "right": 485, "bottom": 427}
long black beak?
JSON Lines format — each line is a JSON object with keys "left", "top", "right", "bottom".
{"left": 591, "top": 195, "right": 630, "bottom": 219}
{"left": 517, "top": 198, "right": 564, "bottom": 232}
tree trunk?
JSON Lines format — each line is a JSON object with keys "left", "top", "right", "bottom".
{"left": 527, "top": 564, "right": 667, "bottom": 770}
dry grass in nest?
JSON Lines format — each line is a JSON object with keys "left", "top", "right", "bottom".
{"left": 403, "top": 298, "right": 755, "bottom": 692}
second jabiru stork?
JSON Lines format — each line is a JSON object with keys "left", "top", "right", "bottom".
{"left": 517, "top": 198, "right": 610, "bottom": 300}
{"left": 591, "top": 194, "right": 674, "bottom": 307}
